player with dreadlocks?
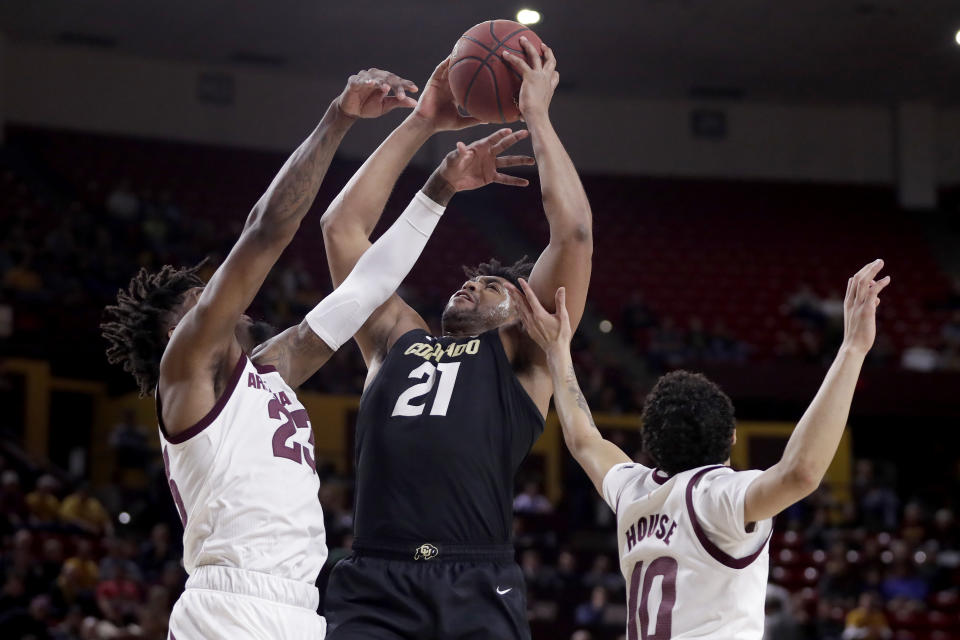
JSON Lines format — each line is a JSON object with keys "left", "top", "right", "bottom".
{"left": 100, "top": 66, "right": 534, "bottom": 639}
{"left": 319, "top": 42, "right": 591, "bottom": 640}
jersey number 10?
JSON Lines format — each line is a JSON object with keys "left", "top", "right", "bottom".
{"left": 392, "top": 362, "right": 462, "bottom": 417}
{"left": 627, "top": 556, "right": 678, "bottom": 640}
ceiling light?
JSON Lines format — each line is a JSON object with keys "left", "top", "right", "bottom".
{"left": 955, "top": 29, "right": 960, "bottom": 46}
{"left": 517, "top": 9, "right": 541, "bottom": 25}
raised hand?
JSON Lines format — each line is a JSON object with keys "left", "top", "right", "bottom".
{"left": 842, "top": 259, "right": 891, "bottom": 355}
{"left": 336, "top": 69, "right": 419, "bottom": 119}
{"left": 516, "top": 278, "right": 571, "bottom": 356}
{"left": 411, "top": 58, "right": 485, "bottom": 131}
{"left": 437, "top": 128, "right": 535, "bottom": 192}
{"left": 502, "top": 37, "right": 559, "bottom": 120}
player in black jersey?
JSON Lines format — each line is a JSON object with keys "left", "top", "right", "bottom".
{"left": 320, "top": 40, "right": 591, "bottom": 639}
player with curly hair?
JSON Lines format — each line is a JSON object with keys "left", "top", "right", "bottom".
{"left": 319, "top": 40, "right": 591, "bottom": 640}
{"left": 515, "top": 259, "right": 890, "bottom": 639}
{"left": 100, "top": 66, "right": 534, "bottom": 639}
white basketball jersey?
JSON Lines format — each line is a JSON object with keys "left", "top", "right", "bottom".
{"left": 603, "top": 463, "right": 772, "bottom": 640}
{"left": 158, "top": 354, "right": 327, "bottom": 584}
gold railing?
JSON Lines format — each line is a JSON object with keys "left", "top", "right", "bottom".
{"left": 3, "top": 359, "right": 851, "bottom": 504}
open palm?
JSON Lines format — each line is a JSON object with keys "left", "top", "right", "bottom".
{"left": 439, "top": 128, "right": 535, "bottom": 191}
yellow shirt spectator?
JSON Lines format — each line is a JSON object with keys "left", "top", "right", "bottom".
{"left": 60, "top": 490, "right": 111, "bottom": 534}
{"left": 26, "top": 490, "right": 61, "bottom": 523}
{"left": 63, "top": 556, "right": 100, "bottom": 590}
{"left": 843, "top": 592, "right": 892, "bottom": 640}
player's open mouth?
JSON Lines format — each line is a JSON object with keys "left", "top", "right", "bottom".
{"left": 453, "top": 292, "right": 475, "bottom": 303}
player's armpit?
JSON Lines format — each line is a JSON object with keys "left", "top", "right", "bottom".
{"left": 353, "top": 295, "right": 430, "bottom": 373}
{"left": 251, "top": 320, "right": 334, "bottom": 389}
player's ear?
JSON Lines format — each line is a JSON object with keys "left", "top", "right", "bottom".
{"left": 731, "top": 430, "right": 737, "bottom": 446}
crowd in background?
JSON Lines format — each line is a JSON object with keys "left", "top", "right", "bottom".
{"left": 3, "top": 427, "right": 959, "bottom": 640}
{"left": 3, "top": 131, "right": 960, "bottom": 639}
{"left": 4, "top": 153, "right": 960, "bottom": 412}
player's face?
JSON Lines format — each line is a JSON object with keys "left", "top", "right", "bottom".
{"left": 441, "top": 276, "right": 518, "bottom": 336}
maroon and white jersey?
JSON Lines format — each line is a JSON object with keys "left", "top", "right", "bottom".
{"left": 602, "top": 463, "right": 772, "bottom": 639}
{"left": 158, "top": 354, "right": 326, "bottom": 585}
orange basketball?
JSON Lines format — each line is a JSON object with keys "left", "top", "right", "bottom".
{"left": 448, "top": 20, "right": 544, "bottom": 124}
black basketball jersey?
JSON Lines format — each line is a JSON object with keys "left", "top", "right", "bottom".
{"left": 352, "top": 328, "right": 545, "bottom": 546}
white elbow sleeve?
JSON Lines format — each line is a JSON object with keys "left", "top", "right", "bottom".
{"left": 305, "top": 190, "right": 445, "bottom": 350}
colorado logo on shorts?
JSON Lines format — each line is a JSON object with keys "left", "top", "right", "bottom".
{"left": 414, "top": 543, "right": 439, "bottom": 561}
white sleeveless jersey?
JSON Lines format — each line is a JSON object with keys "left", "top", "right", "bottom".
{"left": 158, "top": 354, "right": 327, "bottom": 584}
{"left": 602, "top": 463, "right": 772, "bottom": 640}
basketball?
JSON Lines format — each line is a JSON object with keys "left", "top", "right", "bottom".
{"left": 449, "top": 20, "right": 544, "bottom": 124}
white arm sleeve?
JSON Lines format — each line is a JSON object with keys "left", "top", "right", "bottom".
{"left": 305, "top": 190, "right": 445, "bottom": 350}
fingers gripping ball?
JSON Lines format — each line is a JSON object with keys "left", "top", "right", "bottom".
{"left": 449, "top": 20, "right": 544, "bottom": 124}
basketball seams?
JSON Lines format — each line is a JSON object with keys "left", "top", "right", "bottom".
{"left": 453, "top": 20, "right": 534, "bottom": 123}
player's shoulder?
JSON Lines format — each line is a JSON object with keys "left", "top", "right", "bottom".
{"left": 602, "top": 462, "right": 655, "bottom": 510}
{"left": 684, "top": 464, "right": 763, "bottom": 489}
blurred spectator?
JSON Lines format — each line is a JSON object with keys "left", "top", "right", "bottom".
{"left": 880, "top": 557, "right": 929, "bottom": 605}
{"left": 0, "top": 593, "right": 54, "bottom": 640}
{"left": 138, "top": 524, "right": 177, "bottom": 582}
{"left": 0, "top": 573, "right": 29, "bottom": 612}
{"left": 63, "top": 540, "right": 99, "bottom": 591}
{"left": 108, "top": 409, "right": 150, "bottom": 474}
{"left": 842, "top": 591, "right": 891, "bottom": 640}
{"left": 95, "top": 563, "right": 142, "bottom": 627}
{"left": 1, "top": 470, "right": 29, "bottom": 529}
{"left": 764, "top": 583, "right": 800, "bottom": 640}
{"left": 574, "top": 586, "right": 609, "bottom": 627}
{"left": 514, "top": 481, "right": 553, "bottom": 514}
{"left": 706, "top": 320, "right": 749, "bottom": 363}
{"left": 785, "top": 284, "right": 826, "bottom": 327}
{"left": 648, "top": 316, "right": 686, "bottom": 369}
{"left": 684, "top": 316, "right": 709, "bottom": 361}
{"left": 581, "top": 555, "right": 622, "bottom": 593}
{"left": 853, "top": 460, "right": 899, "bottom": 532}
{"left": 99, "top": 537, "right": 142, "bottom": 583}
{"left": 621, "top": 292, "right": 657, "bottom": 344}
{"left": 521, "top": 549, "right": 560, "bottom": 597}
{"left": 38, "top": 538, "right": 66, "bottom": 587}
{"left": 50, "top": 605, "right": 84, "bottom": 640}
{"left": 60, "top": 486, "right": 113, "bottom": 536}
{"left": 26, "top": 474, "right": 61, "bottom": 526}
{"left": 900, "top": 341, "right": 938, "bottom": 372}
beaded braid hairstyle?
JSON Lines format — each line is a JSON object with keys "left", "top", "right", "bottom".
{"left": 100, "top": 263, "right": 205, "bottom": 396}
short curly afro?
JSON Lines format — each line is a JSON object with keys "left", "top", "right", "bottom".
{"left": 640, "top": 370, "right": 736, "bottom": 475}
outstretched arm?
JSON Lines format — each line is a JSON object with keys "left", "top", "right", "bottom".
{"left": 254, "top": 130, "right": 535, "bottom": 386}
{"left": 160, "top": 70, "right": 417, "bottom": 433}
{"left": 503, "top": 39, "right": 593, "bottom": 331}
{"left": 516, "top": 279, "right": 631, "bottom": 495}
{"left": 320, "top": 58, "right": 483, "bottom": 369}
{"left": 744, "top": 260, "right": 891, "bottom": 524}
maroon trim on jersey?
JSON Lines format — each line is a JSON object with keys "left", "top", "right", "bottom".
{"left": 157, "top": 353, "right": 247, "bottom": 444}
{"left": 684, "top": 465, "right": 771, "bottom": 569}
{"left": 253, "top": 362, "right": 278, "bottom": 375}
{"left": 651, "top": 469, "right": 670, "bottom": 485}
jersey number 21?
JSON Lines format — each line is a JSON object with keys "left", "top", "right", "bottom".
{"left": 392, "top": 362, "right": 461, "bottom": 417}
